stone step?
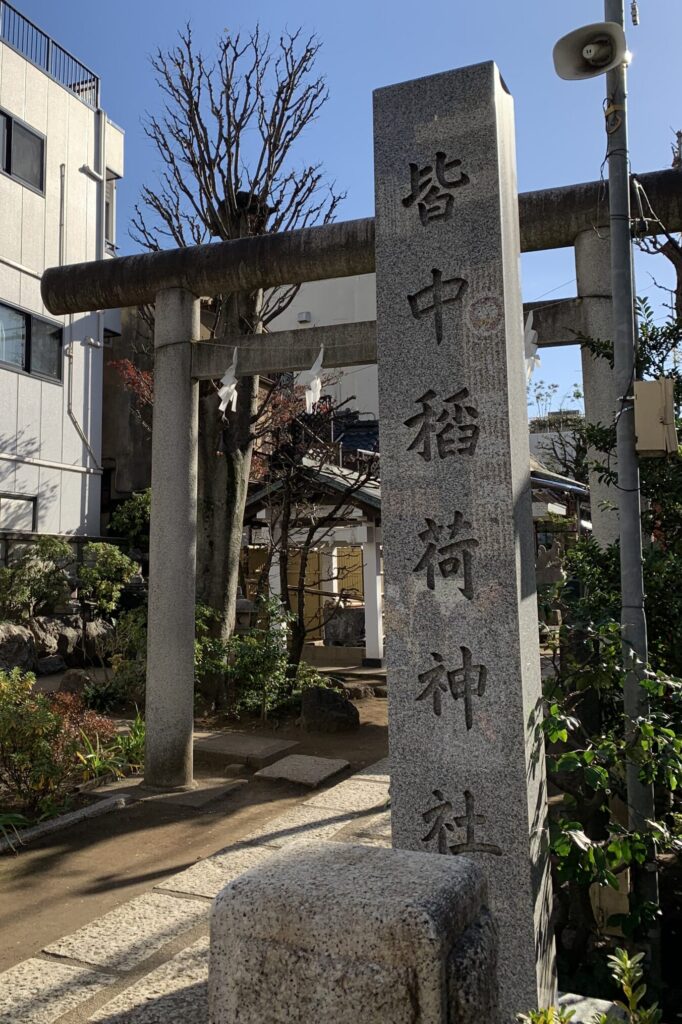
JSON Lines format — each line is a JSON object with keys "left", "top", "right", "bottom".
{"left": 192, "top": 731, "right": 299, "bottom": 769}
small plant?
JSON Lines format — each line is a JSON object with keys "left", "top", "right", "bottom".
{"left": 113, "top": 710, "right": 145, "bottom": 773}
{"left": 0, "top": 810, "right": 30, "bottom": 852}
{"left": 520, "top": 947, "right": 662, "bottom": 1024}
{"left": 592, "top": 949, "right": 662, "bottom": 1024}
{"left": 518, "top": 1008, "right": 574, "bottom": 1024}
{"left": 76, "top": 731, "right": 125, "bottom": 781}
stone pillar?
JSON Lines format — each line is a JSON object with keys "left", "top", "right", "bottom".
{"left": 575, "top": 229, "right": 619, "bottom": 547}
{"left": 362, "top": 520, "right": 384, "bottom": 667}
{"left": 145, "top": 288, "right": 199, "bottom": 790}
{"left": 319, "top": 544, "right": 340, "bottom": 597}
{"left": 373, "top": 64, "right": 556, "bottom": 1019}
{"left": 209, "top": 841, "right": 498, "bottom": 1024}
{"left": 268, "top": 521, "right": 283, "bottom": 599}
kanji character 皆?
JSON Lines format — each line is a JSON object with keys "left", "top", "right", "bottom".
{"left": 402, "top": 151, "right": 470, "bottom": 225}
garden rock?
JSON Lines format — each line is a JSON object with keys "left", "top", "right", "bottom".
{"left": 84, "top": 620, "right": 114, "bottom": 661}
{"left": 60, "top": 668, "right": 93, "bottom": 694}
{"left": 37, "top": 654, "right": 67, "bottom": 675}
{"left": 30, "top": 616, "right": 82, "bottom": 665}
{"left": 341, "top": 683, "right": 374, "bottom": 700}
{"left": 301, "top": 686, "right": 360, "bottom": 733}
{"left": 0, "top": 623, "right": 37, "bottom": 672}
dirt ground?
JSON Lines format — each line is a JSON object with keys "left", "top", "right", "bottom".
{"left": 0, "top": 698, "right": 388, "bottom": 973}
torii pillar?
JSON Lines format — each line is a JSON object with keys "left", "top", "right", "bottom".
{"left": 144, "top": 288, "right": 200, "bottom": 789}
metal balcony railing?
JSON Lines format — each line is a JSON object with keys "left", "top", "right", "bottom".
{"left": 0, "top": 1, "right": 100, "bottom": 108}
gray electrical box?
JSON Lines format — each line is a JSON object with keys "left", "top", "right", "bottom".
{"left": 633, "top": 378, "right": 678, "bottom": 457}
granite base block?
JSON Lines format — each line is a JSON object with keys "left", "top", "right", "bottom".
{"left": 209, "top": 841, "right": 498, "bottom": 1024}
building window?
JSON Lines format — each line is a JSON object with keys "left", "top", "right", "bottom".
{"left": 0, "top": 304, "right": 26, "bottom": 369}
{"left": 0, "top": 301, "right": 62, "bottom": 382}
{"left": 0, "top": 109, "right": 45, "bottom": 192}
{"left": 0, "top": 493, "right": 37, "bottom": 532}
{"left": 105, "top": 171, "right": 118, "bottom": 253}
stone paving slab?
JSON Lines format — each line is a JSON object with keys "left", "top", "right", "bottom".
{"left": 193, "top": 732, "right": 298, "bottom": 768}
{"left": 304, "top": 777, "right": 390, "bottom": 813}
{"left": 89, "top": 777, "right": 246, "bottom": 808}
{"left": 0, "top": 957, "right": 115, "bottom": 1024}
{"left": 331, "top": 809, "right": 393, "bottom": 848}
{"left": 43, "top": 893, "right": 208, "bottom": 973}
{"left": 254, "top": 754, "right": 349, "bottom": 787}
{"left": 238, "top": 803, "right": 364, "bottom": 848}
{"left": 89, "top": 938, "right": 209, "bottom": 1024}
{"left": 155, "top": 845, "right": 277, "bottom": 900}
{"left": 356, "top": 758, "right": 391, "bottom": 782}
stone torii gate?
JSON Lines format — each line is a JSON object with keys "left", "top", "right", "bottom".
{"left": 42, "top": 61, "right": 681, "bottom": 1018}
{"left": 41, "top": 166, "right": 682, "bottom": 792}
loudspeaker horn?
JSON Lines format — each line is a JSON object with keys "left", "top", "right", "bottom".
{"left": 553, "top": 22, "right": 629, "bottom": 81}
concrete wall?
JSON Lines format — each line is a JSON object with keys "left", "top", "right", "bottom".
{"left": 0, "top": 37, "right": 123, "bottom": 535}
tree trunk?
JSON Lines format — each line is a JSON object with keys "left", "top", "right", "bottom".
{"left": 195, "top": 286, "right": 259, "bottom": 706}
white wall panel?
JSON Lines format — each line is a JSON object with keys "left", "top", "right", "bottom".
{"left": 0, "top": 261, "right": 21, "bottom": 305}
{"left": 105, "top": 121, "right": 124, "bottom": 178}
{"left": 19, "top": 273, "right": 42, "bottom": 314}
{"left": 14, "top": 458, "right": 40, "bottom": 495}
{"left": 0, "top": 370, "right": 18, "bottom": 453}
{"left": 0, "top": 175, "right": 23, "bottom": 264}
{"left": 20, "top": 187, "right": 45, "bottom": 276}
{"left": 39, "top": 378, "right": 64, "bottom": 462}
{"left": 58, "top": 469, "right": 87, "bottom": 533}
{"left": 0, "top": 459, "right": 16, "bottom": 491}
{"left": 15, "top": 373, "right": 41, "bottom": 458}
{"left": 23, "top": 61, "right": 48, "bottom": 134}
{"left": 0, "top": 43, "right": 26, "bottom": 119}
{"left": 36, "top": 467, "right": 60, "bottom": 532}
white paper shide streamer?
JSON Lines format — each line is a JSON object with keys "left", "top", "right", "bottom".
{"left": 218, "top": 348, "right": 239, "bottom": 414}
{"left": 295, "top": 345, "right": 324, "bottom": 414}
{"left": 524, "top": 311, "right": 541, "bottom": 380}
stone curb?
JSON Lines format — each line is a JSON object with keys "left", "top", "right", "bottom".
{"left": 0, "top": 796, "right": 131, "bottom": 855}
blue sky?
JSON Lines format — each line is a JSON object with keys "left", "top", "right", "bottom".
{"left": 16, "top": 0, "right": 682, "bottom": 406}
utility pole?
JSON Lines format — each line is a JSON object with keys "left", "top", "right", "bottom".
{"left": 604, "top": 0, "right": 660, "bottom": 956}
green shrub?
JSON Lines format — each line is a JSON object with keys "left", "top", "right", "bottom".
{"left": 0, "top": 538, "right": 73, "bottom": 621}
{"left": 0, "top": 670, "right": 114, "bottom": 815}
{"left": 226, "top": 598, "right": 293, "bottom": 719}
{"left": 108, "top": 489, "right": 151, "bottom": 551}
{"left": 194, "top": 602, "right": 230, "bottom": 686}
{"left": 78, "top": 543, "right": 140, "bottom": 617}
{"left": 294, "top": 662, "right": 331, "bottom": 691}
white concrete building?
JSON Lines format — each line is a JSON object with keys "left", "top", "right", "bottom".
{"left": 0, "top": 2, "right": 123, "bottom": 536}
{"left": 273, "top": 274, "right": 379, "bottom": 419}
